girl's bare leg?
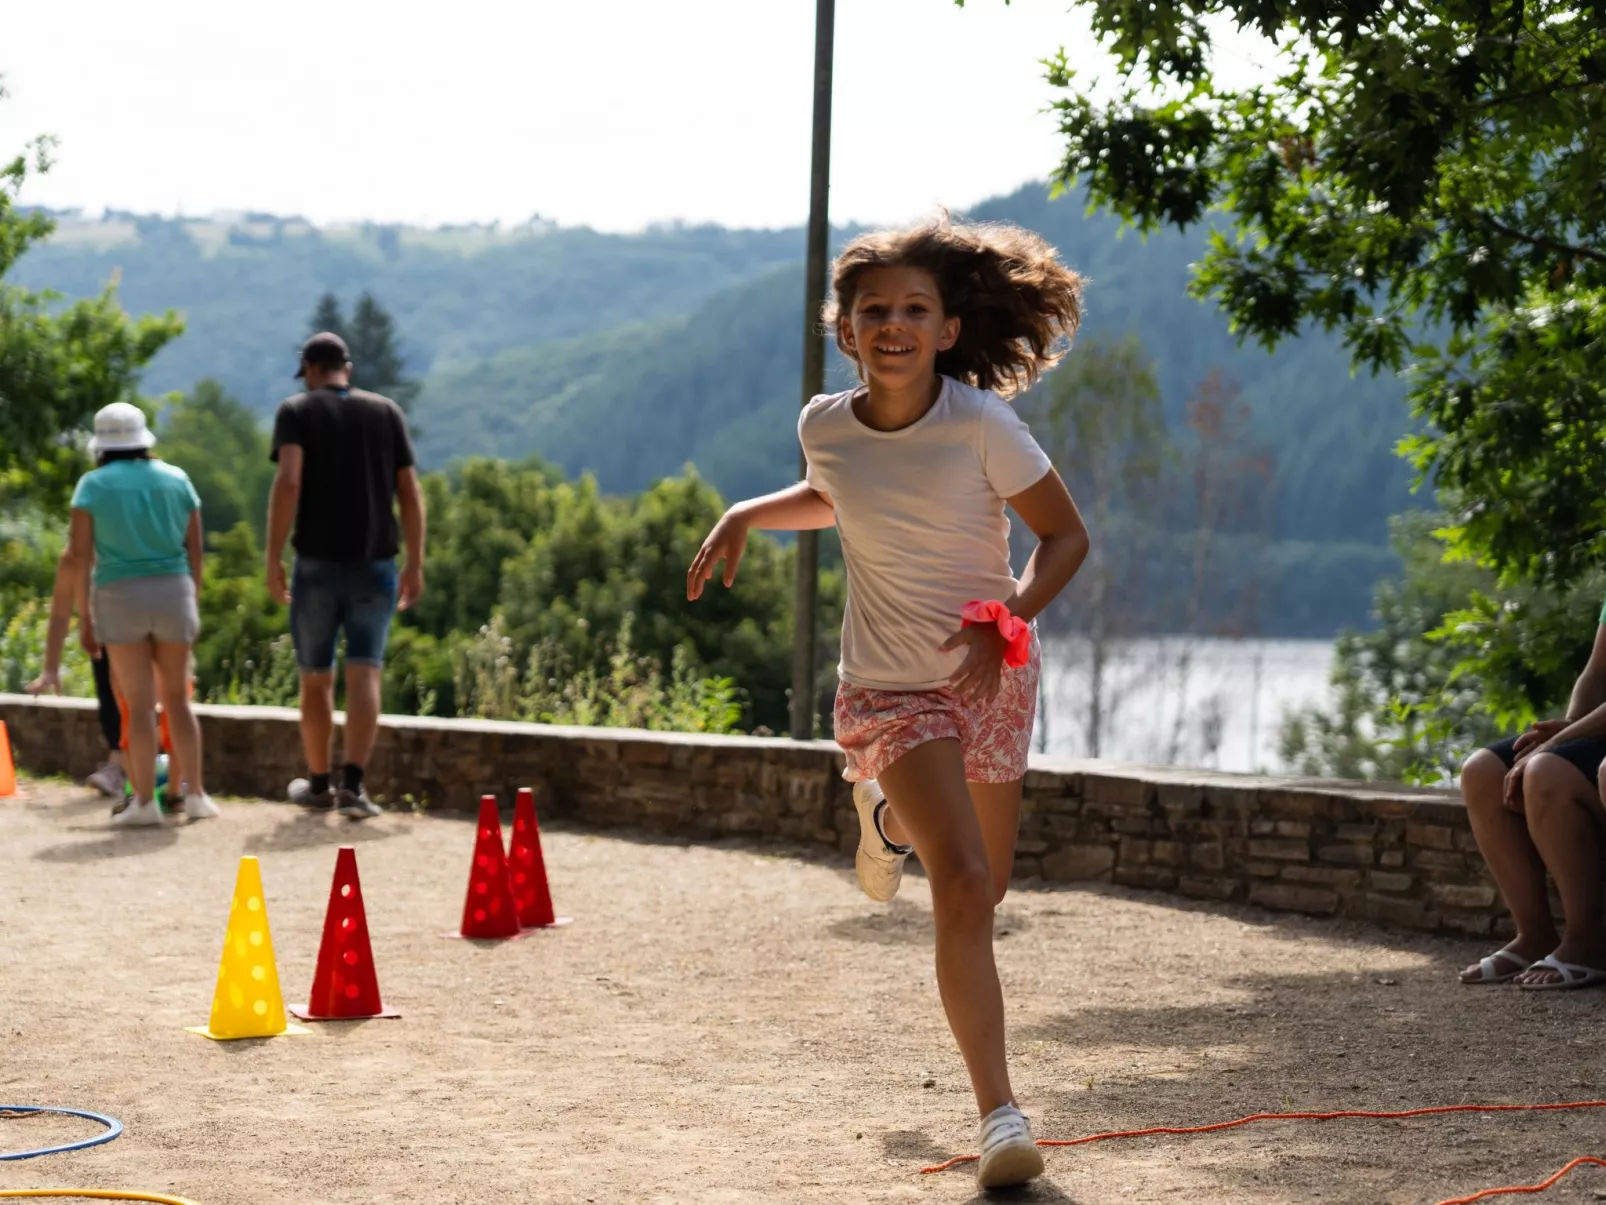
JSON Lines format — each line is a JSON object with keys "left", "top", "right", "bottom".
{"left": 879, "top": 739, "right": 1014, "bottom": 1116}
{"left": 154, "top": 642, "right": 203, "bottom": 797}
{"left": 105, "top": 641, "right": 158, "bottom": 801}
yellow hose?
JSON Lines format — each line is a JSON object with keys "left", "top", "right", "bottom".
{"left": 0, "top": 1192, "right": 200, "bottom": 1204}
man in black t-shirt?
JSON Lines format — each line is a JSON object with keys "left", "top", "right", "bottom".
{"left": 267, "top": 331, "right": 427, "bottom": 818}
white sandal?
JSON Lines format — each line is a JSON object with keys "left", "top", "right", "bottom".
{"left": 1461, "top": 948, "right": 1534, "bottom": 984}
{"left": 1517, "top": 955, "right": 1606, "bottom": 991}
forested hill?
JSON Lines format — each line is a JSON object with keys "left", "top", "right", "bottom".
{"left": 16, "top": 182, "right": 1418, "bottom": 556}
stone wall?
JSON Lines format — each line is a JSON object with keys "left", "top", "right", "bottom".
{"left": 0, "top": 693, "right": 1499, "bottom": 940}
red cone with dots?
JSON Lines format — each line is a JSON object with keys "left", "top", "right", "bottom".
{"left": 510, "top": 786, "right": 570, "bottom": 929}
{"left": 445, "top": 795, "right": 525, "bottom": 940}
{"left": 291, "top": 846, "right": 400, "bottom": 1021}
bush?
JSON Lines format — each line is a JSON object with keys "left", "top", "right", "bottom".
{"left": 452, "top": 613, "right": 743, "bottom": 734}
{"left": 0, "top": 600, "right": 94, "bottom": 696}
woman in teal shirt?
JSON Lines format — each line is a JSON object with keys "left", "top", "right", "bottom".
{"left": 67, "top": 402, "right": 218, "bottom": 827}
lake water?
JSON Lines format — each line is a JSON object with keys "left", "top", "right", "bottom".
{"left": 1035, "top": 636, "right": 1337, "bottom": 774}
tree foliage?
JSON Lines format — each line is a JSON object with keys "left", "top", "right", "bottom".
{"left": 0, "top": 88, "right": 182, "bottom": 507}
{"left": 158, "top": 380, "right": 275, "bottom": 539}
{"left": 303, "top": 290, "right": 420, "bottom": 412}
{"left": 1017, "top": 0, "right": 1605, "bottom": 587}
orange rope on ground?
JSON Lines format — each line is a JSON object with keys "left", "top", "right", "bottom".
{"left": 919, "top": 1100, "right": 1606, "bottom": 1204}
{"left": 1436, "top": 1156, "right": 1606, "bottom": 1205}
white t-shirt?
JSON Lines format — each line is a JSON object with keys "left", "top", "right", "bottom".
{"left": 799, "top": 375, "right": 1054, "bottom": 691}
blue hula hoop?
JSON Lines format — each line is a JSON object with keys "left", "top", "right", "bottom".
{"left": 0, "top": 1105, "right": 124, "bottom": 1160}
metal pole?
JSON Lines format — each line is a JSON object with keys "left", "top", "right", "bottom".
{"left": 790, "top": 0, "right": 834, "bottom": 741}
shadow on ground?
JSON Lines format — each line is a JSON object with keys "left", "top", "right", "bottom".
{"left": 31, "top": 826, "right": 180, "bottom": 862}
{"left": 989, "top": 963, "right": 1606, "bottom": 1203}
{"left": 240, "top": 809, "right": 405, "bottom": 854}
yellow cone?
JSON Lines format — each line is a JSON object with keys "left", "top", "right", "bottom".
{"left": 187, "top": 856, "right": 309, "bottom": 1040}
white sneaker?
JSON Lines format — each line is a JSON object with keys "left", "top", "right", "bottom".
{"left": 976, "top": 1104, "right": 1045, "bottom": 1189}
{"left": 182, "top": 793, "right": 221, "bottom": 820}
{"left": 87, "top": 762, "right": 126, "bottom": 797}
{"left": 852, "top": 780, "right": 910, "bottom": 903}
{"left": 111, "top": 796, "right": 164, "bottom": 828}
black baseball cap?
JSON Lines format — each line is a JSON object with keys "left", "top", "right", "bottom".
{"left": 295, "top": 331, "right": 352, "bottom": 378}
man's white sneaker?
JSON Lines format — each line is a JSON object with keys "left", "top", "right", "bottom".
{"left": 183, "top": 793, "right": 221, "bottom": 820}
{"left": 87, "top": 762, "right": 126, "bottom": 797}
{"left": 111, "top": 796, "right": 164, "bottom": 828}
{"left": 852, "top": 780, "right": 910, "bottom": 903}
{"left": 976, "top": 1104, "right": 1045, "bottom": 1190}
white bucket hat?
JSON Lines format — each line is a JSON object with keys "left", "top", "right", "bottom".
{"left": 88, "top": 402, "right": 157, "bottom": 454}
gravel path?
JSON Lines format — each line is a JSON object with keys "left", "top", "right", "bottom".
{"left": 3, "top": 777, "right": 1605, "bottom": 1204}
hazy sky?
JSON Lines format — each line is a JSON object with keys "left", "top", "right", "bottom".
{"left": 3, "top": 0, "right": 1141, "bottom": 232}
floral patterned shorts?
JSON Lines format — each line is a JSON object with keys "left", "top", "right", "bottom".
{"left": 833, "top": 637, "right": 1040, "bottom": 784}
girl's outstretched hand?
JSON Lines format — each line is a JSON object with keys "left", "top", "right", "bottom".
{"left": 941, "top": 623, "right": 1009, "bottom": 705}
{"left": 687, "top": 512, "right": 750, "bottom": 600}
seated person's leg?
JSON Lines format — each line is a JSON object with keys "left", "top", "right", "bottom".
{"left": 1512, "top": 747, "right": 1606, "bottom": 986}
{"left": 1460, "top": 740, "right": 1558, "bottom": 982}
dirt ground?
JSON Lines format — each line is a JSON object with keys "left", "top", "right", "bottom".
{"left": 4, "top": 777, "right": 1606, "bottom": 1205}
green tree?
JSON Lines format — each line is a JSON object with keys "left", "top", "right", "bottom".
{"left": 1022, "top": 334, "right": 1165, "bottom": 755}
{"left": 0, "top": 85, "right": 182, "bottom": 508}
{"left": 304, "top": 290, "right": 419, "bottom": 413}
{"left": 1011, "top": 0, "right": 1604, "bottom": 577}
{"left": 987, "top": 0, "right": 1606, "bottom": 723}
{"left": 348, "top": 291, "right": 420, "bottom": 413}
{"left": 308, "top": 291, "right": 345, "bottom": 341}
{"left": 159, "top": 379, "right": 274, "bottom": 539}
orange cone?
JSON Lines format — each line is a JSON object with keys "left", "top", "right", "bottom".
{"left": 291, "top": 846, "right": 400, "bottom": 1021}
{"left": 510, "top": 787, "right": 571, "bottom": 929}
{"left": 0, "top": 721, "right": 14, "bottom": 797}
{"left": 443, "top": 795, "right": 525, "bottom": 940}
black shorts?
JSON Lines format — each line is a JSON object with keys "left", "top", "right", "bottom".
{"left": 1487, "top": 735, "right": 1606, "bottom": 785}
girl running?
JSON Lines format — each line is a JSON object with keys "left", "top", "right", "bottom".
{"left": 687, "top": 218, "right": 1089, "bottom": 1188}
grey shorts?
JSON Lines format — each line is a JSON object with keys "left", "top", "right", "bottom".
{"left": 93, "top": 574, "right": 199, "bottom": 646}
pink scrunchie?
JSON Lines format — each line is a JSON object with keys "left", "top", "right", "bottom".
{"left": 960, "top": 600, "right": 1032, "bottom": 669}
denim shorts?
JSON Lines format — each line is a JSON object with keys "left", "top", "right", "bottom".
{"left": 290, "top": 558, "right": 399, "bottom": 672}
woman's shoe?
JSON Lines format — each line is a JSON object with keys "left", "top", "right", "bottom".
{"left": 183, "top": 793, "right": 221, "bottom": 820}
{"left": 111, "top": 796, "right": 163, "bottom": 828}
{"left": 976, "top": 1103, "right": 1045, "bottom": 1189}
{"left": 87, "top": 762, "right": 127, "bottom": 797}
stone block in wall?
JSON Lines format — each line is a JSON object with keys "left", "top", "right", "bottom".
{"left": 1283, "top": 865, "right": 1362, "bottom": 888}
{"left": 1115, "top": 865, "right": 1177, "bottom": 891}
{"left": 1178, "top": 876, "right": 1240, "bottom": 901}
{"left": 1406, "top": 823, "right": 1457, "bottom": 850}
{"left": 1413, "top": 849, "right": 1468, "bottom": 873}
{"left": 1335, "top": 822, "right": 1379, "bottom": 840}
{"left": 1380, "top": 850, "right": 1406, "bottom": 868}
{"left": 1112, "top": 814, "right": 1158, "bottom": 836}
{"left": 1370, "top": 871, "right": 1414, "bottom": 893}
{"left": 1041, "top": 844, "right": 1115, "bottom": 881}
{"left": 1085, "top": 774, "right": 1151, "bottom": 808}
{"left": 1246, "top": 860, "right": 1284, "bottom": 878}
{"left": 1248, "top": 838, "right": 1310, "bottom": 861}
{"left": 1191, "top": 843, "right": 1225, "bottom": 871}
{"left": 1151, "top": 841, "right": 1187, "bottom": 867}
{"left": 1016, "top": 838, "right": 1049, "bottom": 855}
{"left": 621, "top": 740, "right": 672, "bottom": 766}
{"left": 1249, "top": 882, "right": 1340, "bottom": 915}
{"left": 1439, "top": 909, "right": 1494, "bottom": 936}
{"left": 1430, "top": 883, "right": 1498, "bottom": 910}
{"left": 1317, "top": 844, "right": 1376, "bottom": 866}
{"left": 1200, "top": 786, "right": 1258, "bottom": 823}
{"left": 1119, "top": 838, "right": 1151, "bottom": 865}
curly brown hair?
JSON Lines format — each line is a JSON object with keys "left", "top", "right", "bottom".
{"left": 822, "top": 217, "right": 1083, "bottom": 399}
